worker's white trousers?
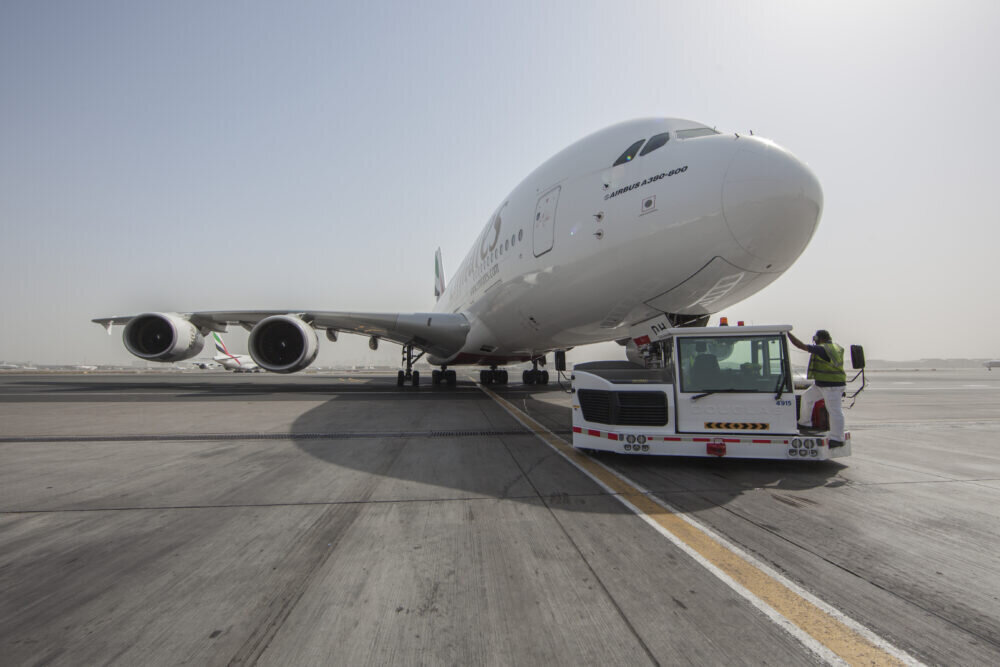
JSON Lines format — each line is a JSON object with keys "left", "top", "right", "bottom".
{"left": 798, "top": 384, "right": 846, "bottom": 442}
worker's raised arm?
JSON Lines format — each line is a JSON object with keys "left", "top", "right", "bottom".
{"left": 787, "top": 331, "right": 810, "bottom": 352}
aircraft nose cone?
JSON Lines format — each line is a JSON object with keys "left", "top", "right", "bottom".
{"left": 722, "top": 139, "right": 823, "bottom": 269}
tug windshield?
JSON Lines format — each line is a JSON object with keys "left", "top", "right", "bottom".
{"left": 678, "top": 335, "right": 790, "bottom": 394}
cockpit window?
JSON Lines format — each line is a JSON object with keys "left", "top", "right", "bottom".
{"left": 676, "top": 127, "right": 720, "bottom": 139}
{"left": 613, "top": 140, "right": 646, "bottom": 166}
{"left": 639, "top": 132, "right": 669, "bottom": 156}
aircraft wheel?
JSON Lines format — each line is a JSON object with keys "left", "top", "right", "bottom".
{"left": 432, "top": 370, "right": 442, "bottom": 385}
{"left": 445, "top": 370, "right": 457, "bottom": 386}
{"left": 500, "top": 370, "right": 509, "bottom": 384}
{"left": 541, "top": 370, "right": 549, "bottom": 385}
{"left": 522, "top": 370, "right": 534, "bottom": 385}
{"left": 411, "top": 370, "right": 420, "bottom": 386}
{"left": 397, "top": 370, "right": 405, "bottom": 386}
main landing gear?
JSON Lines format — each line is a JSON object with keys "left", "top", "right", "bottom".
{"left": 522, "top": 358, "right": 549, "bottom": 385}
{"left": 479, "top": 366, "right": 509, "bottom": 385}
{"left": 396, "top": 344, "right": 425, "bottom": 387}
{"left": 432, "top": 367, "right": 457, "bottom": 386}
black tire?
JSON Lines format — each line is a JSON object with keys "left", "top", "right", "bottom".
{"left": 397, "top": 370, "right": 405, "bottom": 386}
{"left": 541, "top": 370, "right": 549, "bottom": 385}
{"left": 500, "top": 370, "right": 509, "bottom": 384}
{"left": 522, "top": 370, "right": 534, "bottom": 385}
{"left": 445, "top": 370, "right": 457, "bottom": 386}
{"left": 432, "top": 370, "right": 441, "bottom": 385}
{"left": 411, "top": 370, "right": 420, "bottom": 386}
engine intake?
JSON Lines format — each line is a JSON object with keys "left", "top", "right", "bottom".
{"left": 248, "top": 315, "right": 319, "bottom": 373}
{"left": 123, "top": 313, "right": 205, "bottom": 362}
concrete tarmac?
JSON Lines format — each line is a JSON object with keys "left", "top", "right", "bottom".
{"left": 1, "top": 369, "right": 999, "bottom": 665}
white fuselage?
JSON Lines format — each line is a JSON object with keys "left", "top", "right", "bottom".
{"left": 431, "top": 118, "right": 823, "bottom": 366}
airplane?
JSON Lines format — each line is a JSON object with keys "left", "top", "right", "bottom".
{"left": 94, "top": 117, "right": 823, "bottom": 387}
{"left": 190, "top": 333, "right": 260, "bottom": 372}
{"left": 209, "top": 332, "right": 261, "bottom": 372}
{"left": 985, "top": 360, "right": 1000, "bottom": 371}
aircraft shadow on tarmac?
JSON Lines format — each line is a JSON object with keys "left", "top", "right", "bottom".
{"left": 8, "top": 376, "right": 846, "bottom": 514}
{"left": 287, "top": 379, "right": 848, "bottom": 515}
{"left": 9, "top": 378, "right": 482, "bottom": 401}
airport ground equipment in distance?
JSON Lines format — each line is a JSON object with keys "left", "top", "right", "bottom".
{"left": 571, "top": 318, "right": 865, "bottom": 461}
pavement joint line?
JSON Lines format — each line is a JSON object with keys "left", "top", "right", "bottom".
{"left": 849, "top": 455, "right": 998, "bottom": 483}
{"left": 479, "top": 383, "right": 922, "bottom": 667}
{"left": 0, "top": 493, "right": 608, "bottom": 514}
{"left": 5, "top": 487, "right": 785, "bottom": 516}
{"left": 852, "top": 420, "right": 1000, "bottom": 429}
{"left": 480, "top": 399, "right": 662, "bottom": 666}
{"left": 0, "top": 429, "right": 570, "bottom": 444}
{"left": 836, "top": 477, "right": 1000, "bottom": 487}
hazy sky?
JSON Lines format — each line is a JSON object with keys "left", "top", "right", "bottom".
{"left": 2, "top": 0, "right": 999, "bottom": 365}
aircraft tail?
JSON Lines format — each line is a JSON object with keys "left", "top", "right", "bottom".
{"left": 212, "top": 332, "right": 241, "bottom": 365}
{"left": 434, "top": 248, "right": 445, "bottom": 300}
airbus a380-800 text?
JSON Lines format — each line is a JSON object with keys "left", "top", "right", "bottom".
{"left": 95, "top": 118, "right": 823, "bottom": 386}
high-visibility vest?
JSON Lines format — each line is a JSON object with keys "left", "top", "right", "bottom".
{"left": 807, "top": 342, "right": 846, "bottom": 384}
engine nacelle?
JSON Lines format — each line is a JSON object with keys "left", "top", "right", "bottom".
{"left": 248, "top": 315, "right": 319, "bottom": 373}
{"left": 123, "top": 313, "right": 205, "bottom": 362}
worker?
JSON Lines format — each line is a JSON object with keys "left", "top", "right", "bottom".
{"left": 787, "top": 329, "right": 846, "bottom": 447}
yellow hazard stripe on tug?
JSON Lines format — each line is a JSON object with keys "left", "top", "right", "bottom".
{"left": 705, "top": 422, "right": 770, "bottom": 430}
{"left": 480, "top": 384, "right": 915, "bottom": 667}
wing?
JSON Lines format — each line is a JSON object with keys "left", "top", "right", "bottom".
{"left": 94, "top": 310, "right": 470, "bottom": 364}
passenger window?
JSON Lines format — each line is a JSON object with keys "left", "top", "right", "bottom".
{"left": 639, "top": 132, "right": 669, "bottom": 156}
{"left": 613, "top": 140, "right": 645, "bottom": 166}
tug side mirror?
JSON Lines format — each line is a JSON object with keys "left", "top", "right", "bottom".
{"left": 851, "top": 345, "right": 866, "bottom": 370}
{"left": 555, "top": 350, "right": 566, "bottom": 372}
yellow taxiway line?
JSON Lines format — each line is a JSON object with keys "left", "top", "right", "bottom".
{"left": 480, "top": 384, "right": 918, "bottom": 667}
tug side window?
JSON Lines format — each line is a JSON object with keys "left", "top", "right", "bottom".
{"left": 613, "top": 140, "right": 646, "bottom": 166}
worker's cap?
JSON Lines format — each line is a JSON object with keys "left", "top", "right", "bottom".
{"left": 814, "top": 329, "right": 832, "bottom": 342}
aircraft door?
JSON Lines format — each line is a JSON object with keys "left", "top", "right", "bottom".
{"left": 533, "top": 186, "right": 561, "bottom": 257}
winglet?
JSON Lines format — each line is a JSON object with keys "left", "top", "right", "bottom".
{"left": 434, "top": 248, "right": 445, "bottom": 300}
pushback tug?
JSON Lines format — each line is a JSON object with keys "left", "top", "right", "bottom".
{"left": 570, "top": 316, "right": 865, "bottom": 460}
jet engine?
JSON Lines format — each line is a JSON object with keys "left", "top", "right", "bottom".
{"left": 123, "top": 313, "right": 205, "bottom": 362}
{"left": 247, "top": 315, "right": 319, "bottom": 373}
